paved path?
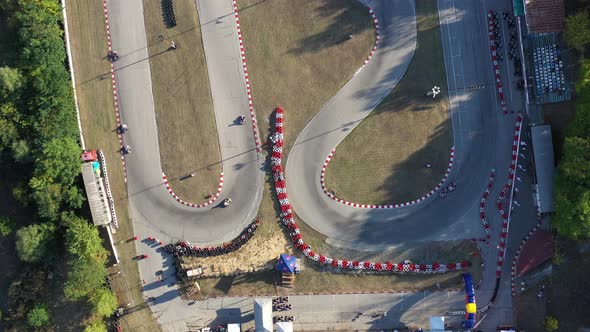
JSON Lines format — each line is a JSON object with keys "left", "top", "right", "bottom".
{"left": 158, "top": 292, "right": 466, "bottom": 331}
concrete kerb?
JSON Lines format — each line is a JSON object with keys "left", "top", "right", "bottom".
{"left": 161, "top": 172, "right": 224, "bottom": 208}
{"left": 101, "top": 0, "right": 127, "bottom": 182}
{"left": 320, "top": 147, "right": 455, "bottom": 209}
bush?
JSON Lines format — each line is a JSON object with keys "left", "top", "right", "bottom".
{"left": 544, "top": 315, "right": 559, "bottom": 332}
{"left": 26, "top": 304, "right": 50, "bottom": 328}
{"left": 84, "top": 319, "right": 107, "bottom": 332}
{"left": 0, "top": 216, "right": 15, "bottom": 236}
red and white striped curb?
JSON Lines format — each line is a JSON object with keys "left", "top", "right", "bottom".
{"left": 479, "top": 169, "right": 496, "bottom": 236}
{"left": 362, "top": 8, "right": 380, "bottom": 67}
{"left": 102, "top": 0, "right": 127, "bottom": 181}
{"left": 320, "top": 148, "right": 455, "bottom": 209}
{"left": 510, "top": 208, "right": 544, "bottom": 296}
{"left": 488, "top": 10, "right": 509, "bottom": 115}
{"left": 494, "top": 113, "right": 523, "bottom": 278}
{"left": 232, "top": 1, "right": 261, "bottom": 153}
{"left": 271, "top": 107, "right": 469, "bottom": 273}
{"left": 162, "top": 172, "right": 224, "bottom": 208}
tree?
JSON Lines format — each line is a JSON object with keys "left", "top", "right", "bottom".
{"left": 84, "top": 319, "right": 107, "bottom": 332}
{"left": 90, "top": 287, "right": 117, "bottom": 318}
{"left": 29, "top": 137, "right": 83, "bottom": 221}
{"left": 26, "top": 304, "right": 50, "bottom": 328}
{"left": 544, "top": 315, "right": 559, "bottom": 332}
{"left": 0, "top": 102, "right": 20, "bottom": 151}
{"left": 0, "top": 66, "right": 22, "bottom": 102}
{"left": 0, "top": 216, "right": 16, "bottom": 236}
{"left": 11, "top": 139, "right": 31, "bottom": 162}
{"left": 15, "top": 223, "right": 55, "bottom": 263}
{"left": 553, "top": 136, "right": 590, "bottom": 238}
{"left": 64, "top": 259, "right": 107, "bottom": 301}
{"left": 565, "top": 10, "right": 590, "bottom": 56}
{"left": 64, "top": 214, "right": 108, "bottom": 263}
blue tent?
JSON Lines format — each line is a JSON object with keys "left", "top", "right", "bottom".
{"left": 277, "top": 254, "right": 297, "bottom": 273}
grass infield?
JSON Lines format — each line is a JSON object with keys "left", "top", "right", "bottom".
{"left": 143, "top": 0, "right": 221, "bottom": 202}
{"left": 325, "top": 0, "right": 453, "bottom": 205}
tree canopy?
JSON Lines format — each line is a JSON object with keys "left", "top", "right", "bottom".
{"left": 15, "top": 223, "right": 55, "bottom": 263}
{"left": 565, "top": 10, "right": 590, "bottom": 56}
{"left": 554, "top": 59, "right": 590, "bottom": 238}
{"left": 90, "top": 287, "right": 118, "bottom": 318}
{"left": 65, "top": 214, "right": 108, "bottom": 263}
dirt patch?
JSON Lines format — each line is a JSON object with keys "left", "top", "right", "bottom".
{"left": 325, "top": 0, "right": 452, "bottom": 205}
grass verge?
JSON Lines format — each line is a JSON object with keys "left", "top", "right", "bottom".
{"left": 143, "top": 0, "right": 220, "bottom": 202}
{"left": 325, "top": 0, "right": 452, "bottom": 204}
{"left": 65, "top": 0, "right": 160, "bottom": 330}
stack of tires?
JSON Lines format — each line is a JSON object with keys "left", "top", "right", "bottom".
{"left": 162, "top": 0, "right": 176, "bottom": 28}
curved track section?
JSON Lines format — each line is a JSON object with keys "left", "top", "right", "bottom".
{"left": 286, "top": 0, "right": 511, "bottom": 250}
{"left": 107, "top": 0, "right": 263, "bottom": 245}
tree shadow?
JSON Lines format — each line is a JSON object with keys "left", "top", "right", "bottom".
{"left": 288, "top": 0, "right": 372, "bottom": 55}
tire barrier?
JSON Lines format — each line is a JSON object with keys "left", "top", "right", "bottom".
{"left": 362, "top": 7, "right": 380, "bottom": 67}
{"left": 167, "top": 219, "right": 260, "bottom": 258}
{"left": 510, "top": 208, "right": 544, "bottom": 296}
{"left": 320, "top": 148, "right": 455, "bottom": 209}
{"left": 271, "top": 107, "right": 469, "bottom": 273}
{"left": 479, "top": 169, "right": 496, "bottom": 236}
{"left": 487, "top": 10, "right": 509, "bottom": 115}
{"left": 98, "top": 150, "right": 119, "bottom": 228}
{"left": 162, "top": 172, "right": 224, "bottom": 208}
{"left": 231, "top": 0, "right": 261, "bottom": 153}
{"left": 161, "top": 0, "right": 176, "bottom": 28}
{"left": 494, "top": 113, "right": 523, "bottom": 279}
{"left": 101, "top": 0, "right": 127, "bottom": 181}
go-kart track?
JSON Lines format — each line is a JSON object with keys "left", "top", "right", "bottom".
{"left": 99, "top": 0, "right": 541, "bottom": 329}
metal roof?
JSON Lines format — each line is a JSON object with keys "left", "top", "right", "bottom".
{"left": 254, "top": 298, "right": 273, "bottom": 332}
{"left": 531, "top": 125, "right": 555, "bottom": 213}
{"left": 81, "top": 163, "right": 111, "bottom": 226}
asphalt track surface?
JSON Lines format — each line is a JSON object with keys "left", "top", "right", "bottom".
{"left": 108, "top": 0, "right": 263, "bottom": 246}
{"left": 101, "top": 0, "right": 540, "bottom": 329}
